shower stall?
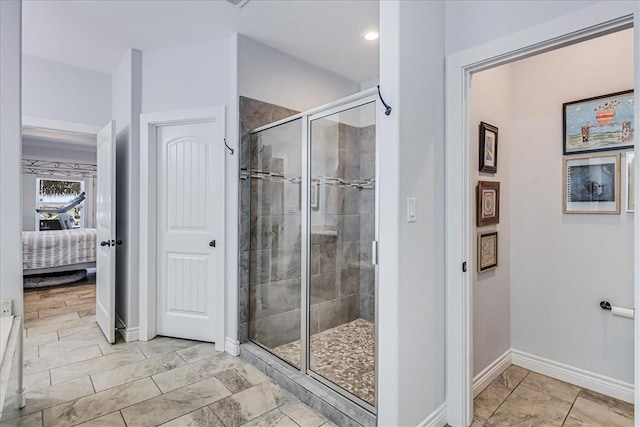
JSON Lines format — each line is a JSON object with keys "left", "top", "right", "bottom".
{"left": 246, "top": 90, "right": 378, "bottom": 412}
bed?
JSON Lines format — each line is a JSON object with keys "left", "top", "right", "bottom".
{"left": 22, "top": 229, "right": 97, "bottom": 277}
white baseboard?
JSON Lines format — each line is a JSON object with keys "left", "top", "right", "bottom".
{"left": 511, "top": 349, "right": 634, "bottom": 403}
{"left": 473, "top": 349, "right": 512, "bottom": 397}
{"left": 418, "top": 403, "right": 447, "bottom": 427}
{"left": 115, "top": 315, "right": 139, "bottom": 343}
{"left": 225, "top": 337, "right": 240, "bottom": 356}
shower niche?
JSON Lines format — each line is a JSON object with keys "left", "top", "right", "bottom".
{"left": 244, "top": 92, "right": 378, "bottom": 412}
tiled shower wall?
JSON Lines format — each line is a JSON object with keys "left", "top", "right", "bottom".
{"left": 238, "top": 97, "right": 376, "bottom": 349}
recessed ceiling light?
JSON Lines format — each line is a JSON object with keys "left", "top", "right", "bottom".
{"left": 364, "top": 31, "right": 379, "bottom": 41}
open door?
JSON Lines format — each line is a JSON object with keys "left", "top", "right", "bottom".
{"left": 96, "top": 121, "right": 116, "bottom": 343}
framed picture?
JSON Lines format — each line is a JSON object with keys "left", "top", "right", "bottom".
{"left": 477, "top": 231, "right": 498, "bottom": 273}
{"left": 563, "top": 152, "right": 620, "bottom": 214}
{"left": 476, "top": 181, "right": 500, "bottom": 226}
{"left": 563, "top": 89, "right": 634, "bottom": 155}
{"left": 479, "top": 122, "right": 498, "bottom": 173}
{"left": 626, "top": 152, "right": 635, "bottom": 212}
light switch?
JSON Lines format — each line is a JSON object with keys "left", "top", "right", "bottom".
{"left": 407, "top": 197, "right": 416, "bottom": 222}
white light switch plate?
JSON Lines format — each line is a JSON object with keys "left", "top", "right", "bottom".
{"left": 407, "top": 197, "right": 417, "bottom": 222}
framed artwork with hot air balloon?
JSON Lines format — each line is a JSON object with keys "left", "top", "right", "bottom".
{"left": 563, "top": 90, "right": 634, "bottom": 155}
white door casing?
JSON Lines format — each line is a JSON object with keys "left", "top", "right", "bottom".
{"left": 444, "top": 5, "right": 639, "bottom": 427}
{"left": 139, "top": 107, "right": 225, "bottom": 349}
{"left": 96, "top": 120, "right": 116, "bottom": 343}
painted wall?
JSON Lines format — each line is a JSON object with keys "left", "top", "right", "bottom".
{"left": 509, "top": 29, "right": 634, "bottom": 383}
{"left": 237, "top": 35, "right": 360, "bottom": 113}
{"left": 469, "top": 66, "right": 512, "bottom": 377}
{"left": 0, "top": 0, "right": 24, "bottom": 316}
{"left": 112, "top": 49, "right": 142, "bottom": 332}
{"left": 444, "top": 0, "right": 598, "bottom": 55}
{"left": 22, "top": 54, "right": 111, "bottom": 125}
{"left": 141, "top": 37, "right": 240, "bottom": 348}
{"left": 378, "top": 1, "right": 446, "bottom": 425}
{"left": 21, "top": 138, "right": 97, "bottom": 232}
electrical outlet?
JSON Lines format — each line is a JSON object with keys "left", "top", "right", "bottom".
{"left": 0, "top": 300, "right": 11, "bottom": 317}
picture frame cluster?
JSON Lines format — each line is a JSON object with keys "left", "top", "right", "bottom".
{"left": 562, "top": 90, "right": 635, "bottom": 215}
{"left": 476, "top": 121, "right": 500, "bottom": 273}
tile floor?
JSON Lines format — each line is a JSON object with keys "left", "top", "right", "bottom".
{"left": 1, "top": 280, "right": 333, "bottom": 427}
{"left": 473, "top": 365, "right": 634, "bottom": 426}
{"left": 273, "top": 319, "right": 375, "bottom": 405}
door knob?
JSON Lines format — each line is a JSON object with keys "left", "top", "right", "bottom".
{"left": 100, "top": 240, "right": 111, "bottom": 247}
{"left": 209, "top": 240, "right": 216, "bottom": 248}
{"left": 116, "top": 240, "right": 123, "bottom": 245}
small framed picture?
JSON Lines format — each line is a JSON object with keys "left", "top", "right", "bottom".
{"left": 476, "top": 181, "right": 500, "bottom": 227}
{"left": 479, "top": 122, "right": 499, "bottom": 173}
{"left": 626, "top": 152, "right": 635, "bottom": 212}
{"left": 563, "top": 90, "right": 634, "bottom": 155}
{"left": 563, "top": 152, "right": 620, "bottom": 214}
{"left": 477, "top": 231, "right": 498, "bottom": 273}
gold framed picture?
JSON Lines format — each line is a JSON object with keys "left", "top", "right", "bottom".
{"left": 477, "top": 231, "right": 498, "bottom": 273}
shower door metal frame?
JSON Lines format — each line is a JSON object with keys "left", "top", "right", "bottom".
{"left": 248, "top": 88, "right": 379, "bottom": 414}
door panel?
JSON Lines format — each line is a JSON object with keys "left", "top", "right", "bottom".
{"left": 157, "top": 120, "right": 223, "bottom": 342}
{"left": 96, "top": 121, "right": 116, "bottom": 343}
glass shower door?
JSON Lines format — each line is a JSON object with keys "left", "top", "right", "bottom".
{"left": 248, "top": 118, "right": 303, "bottom": 368}
{"left": 307, "top": 101, "right": 377, "bottom": 409}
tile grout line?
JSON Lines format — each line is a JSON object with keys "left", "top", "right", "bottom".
{"left": 560, "top": 386, "right": 582, "bottom": 426}
{"left": 481, "top": 369, "right": 530, "bottom": 422}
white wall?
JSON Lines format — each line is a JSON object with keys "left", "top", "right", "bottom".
{"left": 509, "top": 29, "right": 634, "bottom": 383}
{"left": 444, "top": 0, "right": 598, "bottom": 55}
{"left": 21, "top": 138, "right": 97, "bottom": 232}
{"left": 378, "top": 1, "right": 446, "bottom": 425}
{"left": 0, "top": 0, "right": 24, "bottom": 316}
{"left": 469, "top": 66, "right": 512, "bottom": 376}
{"left": 113, "top": 49, "right": 142, "bottom": 332}
{"left": 141, "top": 37, "right": 239, "bottom": 347}
{"left": 238, "top": 35, "right": 360, "bottom": 112}
{"left": 23, "top": 55, "right": 111, "bottom": 125}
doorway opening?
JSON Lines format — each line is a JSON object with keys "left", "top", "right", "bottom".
{"left": 445, "top": 9, "right": 639, "bottom": 427}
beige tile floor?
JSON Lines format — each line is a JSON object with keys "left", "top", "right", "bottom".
{"left": 1, "top": 281, "right": 333, "bottom": 427}
{"left": 473, "top": 365, "right": 634, "bottom": 426}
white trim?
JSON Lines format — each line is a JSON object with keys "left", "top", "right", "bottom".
{"left": 512, "top": 349, "right": 634, "bottom": 404}
{"left": 115, "top": 315, "right": 139, "bottom": 343}
{"left": 225, "top": 337, "right": 240, "bottom": 356}
{"left": 139, "top": 107, "right": 226, "bottom": 351}
{"left": 417, "top": 403, "right": 447, "bottom": 427}
{"left": 473, "top": 350, "right": 512, "bottom": 398}
{"left": 22, "top": 116, "right": 102, "bottom": 136}
{"left": 445, "top": 4, "right": 640, "bottom": 426}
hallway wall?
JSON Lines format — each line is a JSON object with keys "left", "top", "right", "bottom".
{"left": 509, "top": 29, "right": 635, "bottom": 384}
{"left": 469, "top": 65, "right": 513, "bottom": 377}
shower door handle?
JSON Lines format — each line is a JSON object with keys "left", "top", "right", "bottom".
{"left": 371, "top": 241, "right": 378, "bottom": 266}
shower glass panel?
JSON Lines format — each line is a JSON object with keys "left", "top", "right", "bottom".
{"left": 308, "top": 101, "right": 376, "bottom": 407}
{"left": 248, "top": 118, "right": 303, "bottom": 368}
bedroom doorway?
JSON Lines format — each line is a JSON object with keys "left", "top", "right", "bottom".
{"left": 21, "top": 118, "right": 118, "bottom": 344}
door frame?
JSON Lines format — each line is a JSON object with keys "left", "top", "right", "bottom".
{"left": 444, "top": 4, "right": 640, "bottom": 427}
{"left": 139, "top": 107, "right": 226, "bottom": 351}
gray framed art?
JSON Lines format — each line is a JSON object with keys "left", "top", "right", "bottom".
{"left": 563, "top": 152, "right": 620, "bottom": 214}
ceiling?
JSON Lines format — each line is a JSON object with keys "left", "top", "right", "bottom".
{"left": 22, "top": 0, "right": 380, "bottom": 83}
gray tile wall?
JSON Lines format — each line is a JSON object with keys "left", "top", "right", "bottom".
{"left": 239, "top": 97, "right": 376, "bottom": 350}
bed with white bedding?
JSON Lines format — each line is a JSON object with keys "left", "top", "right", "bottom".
{"left": 22, "top": 229, "right": 97, "bottom": 276}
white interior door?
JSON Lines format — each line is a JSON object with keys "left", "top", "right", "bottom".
{"left": 156, "top": 117, "right": 224, "bottom": 342}
{"left": 96, "top": 121, "right": 116, "bottom": 343}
